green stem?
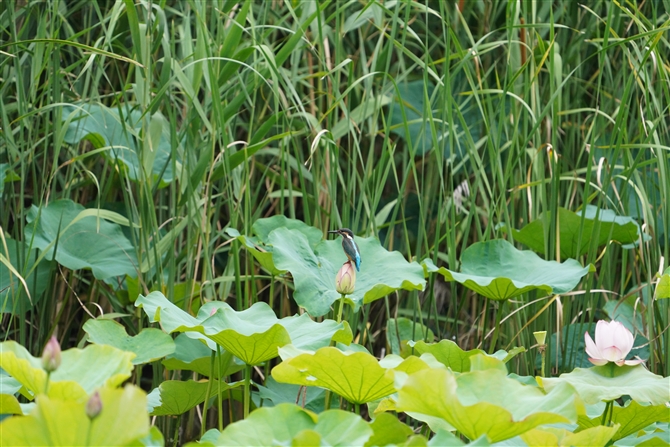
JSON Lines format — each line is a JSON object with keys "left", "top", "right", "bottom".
{"left": 324, "top": 389, "right": 332, "bottom": 412}
{"left": 244, "top": 364, "right": 252, "bottom": 419}
{"left": 172, "top": 418, "right": 180, "bottom": 447}
{"left": 44, "top": 371, "right": 51, "bottom": 395}
{"left": 336, "top": 295, "right": 345, "bottom": 323}
{"left": 355, "top": 402, "right": 360, "bottom": 415}
{"left": 201, "top": 351, "right": 216, "bottom": 437}
{"left": 601, "top": 400, "right": 613, "bottom": 426}
{"left": 540, "top": 347, "right": 546, "bottom": 378}
{"left": 217, "top": 346, "right": 223, "bottom": 431}
{"left": 489, "top": 301, "right": 504, "bottom": 354}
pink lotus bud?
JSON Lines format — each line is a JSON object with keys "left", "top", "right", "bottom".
{"left": 335, "top": 261, "right": 356, "bottom": 295}
{"left": 86, "top": 390, "right": 102, "bottom": 419}
{"left": 41, "top": 336, "right": 61, "bottom": 373}
{"left": 584, "top": 320, "right": 645, "bottom": 366}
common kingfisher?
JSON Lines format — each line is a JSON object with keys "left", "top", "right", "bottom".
{"left": 328, "top": 228, "right": 361, "bottom": 272}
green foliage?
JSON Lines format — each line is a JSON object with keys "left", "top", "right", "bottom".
{"left": 24, "top": 200, "right": 139, "bottom": 280}
{"left": 0, "top": 236, "right": 54, "bottom": 314}
{"left": 504, "top": 206, "right": 647, "bottom": 259}
{"left": 83, "top": 319, "right": 175, "bottom": 365}
{"left": 423, "top": 240, "right": 591, "bottom": 300}
{"left": 0, "top": 341, "right": 135, "bottom": 401}
{"left": 1, "top": 0, "right": 669, "bottom": 444}
{"left": 395, "top": 356, "right": 583, "bottom": 443}
{"left": 1, "top": 386, "right": 152, "bottom": 446}
{"left": 270, "top": 227, "right": 426, "bottom": 316}
{"left": 137, "top": 291, "right": 352, "bottom": 365}
{"left": 540, "top": 364, "right": 670, "bottom": 406}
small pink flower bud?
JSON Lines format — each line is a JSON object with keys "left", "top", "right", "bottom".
{"left": 335, "top": 261, "right": 356, "bottom": 295}
{"left": 41, "top": 336, "right": 61, "bottom": 373}
{"left": 86, "top": 390, "right": 102, "bottom": 419}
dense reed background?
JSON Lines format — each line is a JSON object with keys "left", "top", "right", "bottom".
{"left": 1, "top": 0, "right": 668, "bottom": 439}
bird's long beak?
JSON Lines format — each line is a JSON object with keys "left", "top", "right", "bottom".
{"left": 327, "top": 230, "right": 339, "bottom": 234}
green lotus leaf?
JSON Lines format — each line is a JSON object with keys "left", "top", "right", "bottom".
{"left": 24, "top": 199, "right": 139, "bottom": 280}
{"left": 162, "top": 334, "right": 244, "bottom": 378}
{"left": 386, "top": 318, "right": 435, "bottom": 356}
{"left": 0, "top": 393, "right": 22, "bottom": 415}
{"left": 312, "top": 409, "right": 373, "bottom": 446}
{"left": 63, "top": 103, "right": 179, "bottom": 186}
{"left": 613, "top": 423, "right": 670, "bottom": 447}
{"left": 213, "top": 403, "right": 317, "bottom": 446}
{"left": 227, "top": 217, "right": 324, "bottom": 275}
{"left": 136, "top": 291, "right": 349, "bottom": 365}
{"left": 0, "top": 385, "right": 151, "bottom": 446}
{"left": 272, "top": 346, "right": 402, "bottom": 404}
{"left": 256, "top": 376, "right": 339, "bottom": 413}
{"left": 423, "top": 240, "right": 590, "bottom": 301}
{"left": 540, "top": 364, "right": 670, "bottom": 406}
{"left": 147, "top": 379, "right": 243, "bottom": 416}
{"left": 410, "top": 339, "right": 497, "bottom": 372}
{"left": 270, "top": 227, "right": 425, "bottom": 316}
{"left": 656, "top": 267, "right": 670, "bottom": 300}
{"left": 253, "top": 216, "right": 324, "bottom": 246}
{"left": 0, "top": 235, "right": 54, "bottom": 315}
{"left": 210, "top": 403, "right": 376, "bottom": 447}
{"left": 395, "top": 361, "right": 582, "bottom": 443}
{"left": 578, "top": 400, "right": 670, "bottom": 442}
{"left": 521, "top": 425, "right": 619, "bottom": 447}
{"left": 0, "top": 341, "right": 135, "bottom": 400}
{"left": 83, "top": 318, "right": 175, "bottom": 365}
{"left": 503, "top": 206, "right": 647, "bottom": 259}
{"left": 365, "top": 412, "right": 414, "bottom": 447}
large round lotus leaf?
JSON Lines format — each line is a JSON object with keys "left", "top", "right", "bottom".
{"left": 0, "top": 385, "right": 151, "bottom": 446}
{"left": 577, "top": 400, "right": 670, "bottom": 442}
{"left": 147, "top": 379, "right": 243, "bottom": 416}
{"left": 424, "top": 240, "right": 591, "bottom": 301}
{"left": 136, "top": 291, "right": 350, "bottom": 365}
{"left": 270, "top": 227, "right": 425, "bottom": 316}
{"left": 273, "top": 346, "right": 402, "bottom": 404}
{"left": 0, "top": 393, "right": 22, "bottom": 415}
{"left": 313, "top": 409, "right": 373, "bottom": 446}
{"left": 252, "top": 216, "right": 324, "bottom": 247}
{"left": 410, "top": 340, "right": 488, "bottom": 372}
{"left": 227, "top": 217, "right": 324, "bottom": 275}
{"left": 0, "top": 341, "right": 135, "bottom": 400}
{"left": 613, "top": 424, "right": 670, "bottom": 447}
{"left": 162, "top": 334, "right": 244, "bottom": 378}
{"left": 539, "top": 364, "right": 670, "bottom": 406}
{"left": 365, "top": 412, "right": 415, "bottom": 447}
{"left": 395, "top": 366, "right": 582, "bottom": 443}
{"left": 83, "top": 318, "right": 175, "bottom": 365}
{"left": 24, "top": 199, "right": 139, "bottom": 280}
{"left": 210, "top": 403, "right": 375, "bottom": 447}
{"left": 503, "top": 206, "right": 647, "bottom": 259}
{"left": 63, "top": 103, "right": 179, "bottom": 186}
{"left": 0, "top": 235, "right": 54, "bottom": 315}
{"left": 213, "top": 403, "right": 317, "bottom": 446}
{"left": 521, "top": 425, "right": 619, "bottom": 447}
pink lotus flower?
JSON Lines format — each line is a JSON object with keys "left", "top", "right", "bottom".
{"left": 585, "top": 320, "right": 645, "bottom": 366}
{"left": 335, "top": 261, "right": 356, "bottom": 295}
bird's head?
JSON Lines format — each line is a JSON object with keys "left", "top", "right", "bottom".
{"left": 328, "top": 228, "right": 355, "bottom": 239}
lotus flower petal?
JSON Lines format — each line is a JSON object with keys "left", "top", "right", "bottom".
{"left": 587, "top": 357, "right": 609, "bottom": 366}
{"left": 584, "top": 319, "right": 645, "bottom": 367}
{"left": 623, "top": 358, "right": 645, "bottom": 366}
{"left": 584, "top": 332, "right": 602, "bottom": 359}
